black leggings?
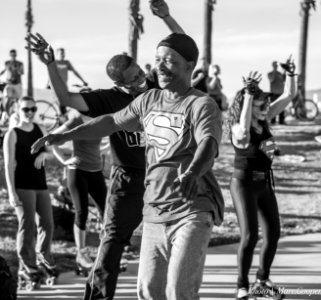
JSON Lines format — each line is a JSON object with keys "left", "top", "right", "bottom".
{"left": 67, "top": 168, "right": 107, "bottom": 230}
{"left": 230, "top": 178, "right": 280, "bottom": 289}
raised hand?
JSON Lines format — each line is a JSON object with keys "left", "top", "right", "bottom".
{"left": 26, "top": 32, "right": 55, "bottom": 65}
{"left": 31, "top": 133, "right": 65, "bottom": 154}
{"left": 280, "top": 55, "right": 296, "bottom": 75}
{"left": 242, "top": 71, "right": 262, "bottom": 95}
{"left": 149, "top": 0, "right": 170, "bottom": 18}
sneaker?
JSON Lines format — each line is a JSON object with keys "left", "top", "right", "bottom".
{"left": 236, "top": 287, "right": 249, "bottom": 299}
{"left": 274, "top": 148, "right": 281, "bottom": 156}
{"left": 76, "top": 248, "right": 93, "bottom": 269}
{"left": 250, "top": 279, "right": 284, "bottom": 299}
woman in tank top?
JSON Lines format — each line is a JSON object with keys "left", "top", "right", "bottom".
{"left": 227, "top": 59, "right": 297, "bottom": 300}
{"left": 3, "top": 96, "right": 55, "bottom": 279}
{"left": 52, "top": 112, "right": 107, "bottom": 271}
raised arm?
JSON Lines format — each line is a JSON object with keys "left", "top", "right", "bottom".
{"left": 268, "top": 59, "right": 297, "bottom": 119}
{"left": 150, "top": 0, "right": 185, "bottom": 34}
{"left": 31, "top": 114, "right": 121, "bottom": 154}
{"left": 231, "top": 72, "right": 262, "bottom": 148}
{"left": 27, "top": 33, "right": 89, "bottom": 112}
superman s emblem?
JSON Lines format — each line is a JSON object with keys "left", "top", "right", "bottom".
{"left": 144, "top": 111, "right": 187, "bottom": 160}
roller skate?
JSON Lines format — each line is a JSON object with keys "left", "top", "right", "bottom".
{"left": 75, "top": 248, "right": 93, "bottom": 277}
{"left": 235, "top": 287, "right": 249, "bottom": 300}
{"left": 17, "top": 267, "right": 42, "bottom": 291}
{"left": 37, "top": 254, "right": 59, "bottom": 286}
{"left": 250, "top": 279, "right": 285, "bottom": 299}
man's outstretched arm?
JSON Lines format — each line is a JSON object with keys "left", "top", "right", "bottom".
{"left": 31, "top": 114, "right": 121, "bottom": 153}
{"left": 26, "top": 33, "right": 89, "bottom": 112}
{"left": 150, "top": 0, "right": 185, "bottom": 34}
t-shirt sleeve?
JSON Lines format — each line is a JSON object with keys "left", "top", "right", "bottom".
{"left": 113, "top": 94, "right": 145, "bottom": 132}
{"left": 80, "top": 90, "right": 114, "bottom": 117}
{"left": 67, "top": 61, "right": 74, "bottom": 71}
{"left": 192, "top": 97, "right": 222, "bottom": 150}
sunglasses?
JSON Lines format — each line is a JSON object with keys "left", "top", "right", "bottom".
{"left": 21, "top": 107, "right": 37, "bottom": 113}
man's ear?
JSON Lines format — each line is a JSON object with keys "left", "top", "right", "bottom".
{"left": 186, "top": 61, "right": 196, "bottom": 73}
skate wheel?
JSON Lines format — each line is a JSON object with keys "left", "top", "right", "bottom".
{"left": 46, "top": 277, "right": 55, "bottom": 286}
{"left": 82, "top": 270, "right": 88, "bottom": 277}
{"left": 75, "top": 269, "right": 80, "bottom": 275}
{"left": 25, "top": 282, "right": 34, "bottom": 291}
{"left": 18, "top": 281, "right": 24, "bottom": 290}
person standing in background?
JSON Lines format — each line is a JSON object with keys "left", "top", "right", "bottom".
{"left": 48, "top": 48, "right": 88, "bottom": 115}
{"left": 52, "top": 113, "right": 107, "bottom": 273}
{"left": 191, "top": 58, "right": 209, "bottom": 93}
{"left": 207, "top": 64, "right": 228, "bottom": 111}
{"left": 267, "top": 61, "right": 285, "bottom": 124}
{"left": 0, "top": 49, "right": 24, "bottom": 119}
{"left": 3, "top": 96, "right": 56, "bottom": 285}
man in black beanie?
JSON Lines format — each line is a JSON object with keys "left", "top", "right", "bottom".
{"left": 32, "top": 32, "right": 224, "bottom": 300}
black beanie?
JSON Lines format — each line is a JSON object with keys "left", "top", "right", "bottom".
{"left": 157, "top": 33, "right": 199, "bottom": 64}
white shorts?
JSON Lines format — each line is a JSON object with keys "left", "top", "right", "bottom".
{"left": 3, "top": 83, "right": 23, "bottom": 99}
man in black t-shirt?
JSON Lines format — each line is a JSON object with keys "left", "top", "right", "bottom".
{"left": 28, "top": 1, "right": 185, "bottom": 299}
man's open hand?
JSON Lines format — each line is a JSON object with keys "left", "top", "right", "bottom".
{"left": 31, "top": 133, "right": 65, "bottom": 154}
{"left": 26, "top": 32, "right": 55, "bottom": 66}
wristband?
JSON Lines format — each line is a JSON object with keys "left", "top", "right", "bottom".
{"left": 160, "top": 14, "right": 170, "bottom": 19}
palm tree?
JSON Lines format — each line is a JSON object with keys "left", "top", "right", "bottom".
{"left": 297, "top": 0, "right": 316, "bottom": 105}
{"left": 128, "top": 0, "right": 144, "bottom": 61}
{"left": 202, "top": 0, "right": 217, "bottom": 66}
{"left": 25, "top": 0, "right": 34, "bottom": 97}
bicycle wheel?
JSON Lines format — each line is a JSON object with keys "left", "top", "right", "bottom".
{"left": 35, "top": 100, "right": 60, "bottom": 131}
{"left": 295, "top": 99, "right": 319, "bottom": 121}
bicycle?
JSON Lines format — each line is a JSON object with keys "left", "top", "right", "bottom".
{"left": 34, "top": 99, "right": 61, "bottom": 132}
{"left": 285, "top": 98, "right": 319, "bottom": 121}
{"left": 34, "top": 83, "right": 92, "bottom": 132}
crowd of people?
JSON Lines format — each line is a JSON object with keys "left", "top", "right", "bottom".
{"left": 0, "top": 0, "right": 306, "bottom": 300}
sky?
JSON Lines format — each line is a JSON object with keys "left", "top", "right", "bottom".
{"left": 1, "top": 0, "right": 321, "bottom": 98}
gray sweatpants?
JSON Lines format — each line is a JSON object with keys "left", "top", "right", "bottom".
{"left": 15, "top": 189, "right": 54, "bottom": 270}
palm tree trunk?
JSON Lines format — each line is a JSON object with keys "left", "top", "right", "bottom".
{"left": 202, "top": 0, "right": 216, "bottom": 66}
{"left": 26, "top": 0, "right": 34, "bottom": 97}
{"left": 129, "top": 0, "right": 144, "bottom": 61}
{"left": 297, "top": 0, "right": 315, "bottom": 105}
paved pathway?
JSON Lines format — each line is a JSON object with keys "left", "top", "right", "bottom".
{"left": 18, "top": 233, "right": 321, "bottom": 299}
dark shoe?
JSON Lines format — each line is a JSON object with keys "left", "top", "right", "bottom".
{"left": 274, "top": 148, "right": 281, "bottom": 156}
{"left": 250, "top": 279, "right": 285, "bottom": 299}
